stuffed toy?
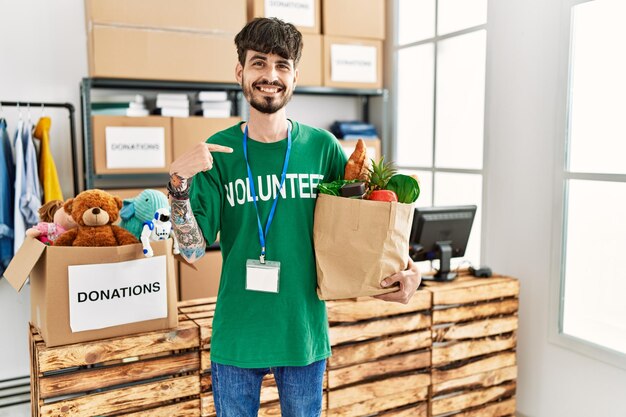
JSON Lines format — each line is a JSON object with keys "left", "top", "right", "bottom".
{"left": 25, "top": 199, "right": 78, "bottom": 245}
{"left": 119, "top": 189, "right": 169, "bottom": 240}
{"left": 54, "top": 189, "right": 139, "bottom": 247}
{"left": 141, "top": 207, "right": 181, "bottom": 257}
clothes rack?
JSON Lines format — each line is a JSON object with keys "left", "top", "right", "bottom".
{"left": 0, "top": 101, "right": 79, "bottom": 197}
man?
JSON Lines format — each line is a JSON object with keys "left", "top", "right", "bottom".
{"left": 168, "top": 17, "right": 421, "bottom": 417}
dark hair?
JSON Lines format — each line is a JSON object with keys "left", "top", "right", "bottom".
{"left": 38, "top": 200, "right": 63, "bottom": 223}
{"left": 235, "top": 17, "right": 303, "bottom": 67}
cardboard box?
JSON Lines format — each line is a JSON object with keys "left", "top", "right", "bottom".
{"left": 339, "top": 138, "right": 381, "bottom": 162}
{"left": 248, "top": 0, "right": 320, "bottom": 34}
{"left": 322, "top": 0, "right": 385, "bottom": 40}
{"left": 88, "top": 25, "right": 238, "bottom": 83}
{"left": 3, "top": 238, "right": 178, "bottom": 347}
{"left": 172, "top": 117, "right": 241, "bottom": 160}
{"left": 179, "top": 250, "right": 222, "bottom": 300}
{"left": 86, "top": 0, "right": 247, "bottom": 33}
{"left": 92, "top": 115, "right": 173, "bottom": 175}
{"left": 323, "top": 35, "right": 383, "bottom": 89}
{"left": 298, "top": 33, "right": 322, "bottom": 86}
{"left": 103, "top": 188, "right": 168, "bottom": 201}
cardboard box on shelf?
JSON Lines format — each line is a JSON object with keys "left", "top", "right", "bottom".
{"left": 322, "top": 0, "right": 385, "bottom": 40}
{"left": 298, "top": 33, "right": 322, "bottom": 87}
{"left": 179, "top": 250, "right": 222, "bottom": 300}
{"left": 3, "top": 239, "right": 178, "bottom": 347}
{"left": 88, "top": 25, "right": 238, "bottom": 83}
{"left": 92, "top": 115, "right": 173, "bottom": 175}
{"left": 172, "top": 117, "right": 241, "bottom": 160}
{"left": 339, "top": 138, "right": 381, "bottom": 162}
{"left": 323, "top": 36, "right": 383, "bottom": 89}
{"left": 86, "top": 0, "right": 246, "bottom": 33}
{"left": 248, "top": 0, "right": 320, "bottom": 34}
{"left": 103, "top": 188, "right": 168, "bottom": 201}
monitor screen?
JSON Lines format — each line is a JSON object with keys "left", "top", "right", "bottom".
{"left": 409, "top": 205, "right": 477, "bottom": 281}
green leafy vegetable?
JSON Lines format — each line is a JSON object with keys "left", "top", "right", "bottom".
{"left": 385, "top": 174, "right": 420, "bottom": 204}
{"left": 318, "top": 179, "right": 359, "bottom": 196}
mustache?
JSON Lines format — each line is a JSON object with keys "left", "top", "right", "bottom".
{"left": 252, "top": 79, "right": 285, "bottom": 89}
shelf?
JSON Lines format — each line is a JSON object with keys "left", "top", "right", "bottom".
{"left": 88, "top": 77, "right": 385, "bottom": 96}
{"left": 80, "top": 77, "right": 388, "bottom": 190}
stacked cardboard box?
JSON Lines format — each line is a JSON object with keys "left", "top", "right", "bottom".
{"left": 85, "top": 0, "right": 246, "bottom": 83}
{"left": 321, "top": 0, "right": 385, "bottom": 89}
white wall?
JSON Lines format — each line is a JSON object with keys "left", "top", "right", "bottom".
{"left": 0, "top": 0, "right": 88, "bottom": 379}
{"left": 484, "top": 0, "right": 626, "bottom": 416}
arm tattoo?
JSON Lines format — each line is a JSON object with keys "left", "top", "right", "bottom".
{"left": 171, "top": 198, "right": 206, "bottom": 263}
{"left": 170, "top": 173, "right": 188, "bottom": 192}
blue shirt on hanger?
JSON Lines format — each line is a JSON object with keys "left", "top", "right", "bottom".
{"left": 20, "top": 120, "right": 42, "bottom": 228}
{"left": 0, "top": 119, "right": 14, "bottom": 275}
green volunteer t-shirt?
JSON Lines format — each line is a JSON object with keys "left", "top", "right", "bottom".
{"left": 189, "top": 120, "right": 347, "bottom": 368}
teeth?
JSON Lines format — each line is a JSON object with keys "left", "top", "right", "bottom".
{"left": 259, "top": 87, "right": 279, "bottom": 93}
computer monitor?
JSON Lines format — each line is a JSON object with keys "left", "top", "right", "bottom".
{"left": 409, "top": 205, "right": 477, "bottom": 282}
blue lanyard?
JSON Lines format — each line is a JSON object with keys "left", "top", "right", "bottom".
{"left": 243, "top": 123, "right": 292, "bottom": 263}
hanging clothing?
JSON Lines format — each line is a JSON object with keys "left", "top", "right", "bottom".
{"left": 0, "top": 119, "right": 14, "bottom": 275}
{"left": 21, "top": 120, "right": 42, "bottom": 227}
{"left": 13, "top": 119, "right": 26, "bottom": 254}
{"left": 34, "top": 116, "right": 63, "bottom": 203}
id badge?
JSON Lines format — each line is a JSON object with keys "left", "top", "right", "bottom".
{"left": 246, "top": 259, "right": 280, "bottom": 293}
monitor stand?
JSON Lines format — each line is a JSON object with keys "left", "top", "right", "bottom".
{"left": 422, "top": 242, "right": 457, "bottom": 282}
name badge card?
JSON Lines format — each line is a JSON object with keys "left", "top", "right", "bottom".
{"left": 246, "top": 259, "right": 280, "bottom": 293}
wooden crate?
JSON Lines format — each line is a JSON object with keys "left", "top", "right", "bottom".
{"left": 325, "top": 291, "right": 432, "bottom": 417}
{"left": 422, "top": 274, "right": 519, "bottom": 417}
{"left": 29, "top": 311, "right": 201, "bottom": 417}
{"left": 177, "top": 298, "right": 330, "bottom": 416}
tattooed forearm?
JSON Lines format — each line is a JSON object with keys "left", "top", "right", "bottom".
{"left": 169, "top": 173, "right": 188, "bottom": 192}
{"left": 170, "top": 198, "right": 206, "bottom": 263}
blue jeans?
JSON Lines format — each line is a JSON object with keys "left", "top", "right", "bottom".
{"left": 210, "top": 359, "right": 326, "bottom": 417}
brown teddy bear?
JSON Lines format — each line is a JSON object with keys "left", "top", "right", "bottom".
{"left": 54, "top": 189, "right": 139, "bottom": 247}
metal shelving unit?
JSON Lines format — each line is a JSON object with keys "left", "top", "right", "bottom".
{"left": 80, "top": 77, "right": 387, "bottom": 190}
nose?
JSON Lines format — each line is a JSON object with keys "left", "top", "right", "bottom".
{"left": 92, "top": 208, "right": 100, "bottom": 215}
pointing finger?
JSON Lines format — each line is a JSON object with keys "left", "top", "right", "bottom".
{"left": 206, "top": 144, "right": 234, "bottom": 153}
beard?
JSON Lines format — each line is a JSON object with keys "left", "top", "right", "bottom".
{"left": 242, "top": 76, "right": 294, "bottom": 114}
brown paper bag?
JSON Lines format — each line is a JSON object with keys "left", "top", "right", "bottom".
{"left": 314, "top": 194, "right": 415, "bottom": 300}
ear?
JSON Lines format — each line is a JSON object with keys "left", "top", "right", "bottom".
{"left": 63, "top": 198, "right": 74, "bottom": 215}
{"left": 114, "top": 196, "right": 123, "bottom": 210}
{"left": 235, "top": 62, "right": 243, "bottom": 85}
{"left": 119, "top": 200, "right": 135, "bottom": 220}
{"left": 293, "top": 67, "right": 299, "bottom": 87}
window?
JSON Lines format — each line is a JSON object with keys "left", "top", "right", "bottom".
{"left": 555, "top": 0, "right": 626, "bottom": 362}
{"left": 393, "top": 0, "right": 487, "bottom": 268}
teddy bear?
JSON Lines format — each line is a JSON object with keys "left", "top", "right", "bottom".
{"left": 54, "top": 189, "right": 139, "bottom": 247}
{"left": 25, "top": 199, "right": 77, "bottom": 245}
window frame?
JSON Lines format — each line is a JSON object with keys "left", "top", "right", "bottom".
{"left": 548, "top": 0, "right": 626, "bottom": 370}
{"left": 389, "top": 0, "right": 489, "bottom": 265}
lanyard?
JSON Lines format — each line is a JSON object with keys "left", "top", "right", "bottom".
{"left": 243, "top": 123, "right": 292, "bottom": 263}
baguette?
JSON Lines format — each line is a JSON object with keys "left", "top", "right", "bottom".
{"left": 344, "top": 139, "right": 371, "bottom": 180}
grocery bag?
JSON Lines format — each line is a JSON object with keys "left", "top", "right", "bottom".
{"left": 313, "top": 193, "right": 414, "bottom": 300}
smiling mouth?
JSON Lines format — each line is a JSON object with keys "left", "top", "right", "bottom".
{"left": 255, "top": 85, "right": 283, "bottom": 94}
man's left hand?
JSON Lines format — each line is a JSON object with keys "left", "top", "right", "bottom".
{"left": 373, "top": 258, "right": 422, "bottom": 304}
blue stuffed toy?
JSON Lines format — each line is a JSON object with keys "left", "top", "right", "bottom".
{"left": 119, "top": 189, "right": 169, "bottom": 240}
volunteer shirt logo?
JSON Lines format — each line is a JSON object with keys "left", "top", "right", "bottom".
{"left": 224, "top": 173, "right": 324, "bottom": 207}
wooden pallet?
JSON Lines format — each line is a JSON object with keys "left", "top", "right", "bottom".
{"left": 325, "top": 291, "right": 432, "bottom": 417}
{"left": 422, "top": 274, "right": 519, "bottom": 417}
{"left": 178, "top": 298, "right": 331, "bottom": 417}
{"left": 29, "top": 311, "right": 200, "bottom": 417}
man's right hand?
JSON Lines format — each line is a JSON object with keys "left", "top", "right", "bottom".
{"left": 169, "top": 142, "right": 233, "bottom": 188}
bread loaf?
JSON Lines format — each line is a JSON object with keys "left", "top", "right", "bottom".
{"left": 344, "top": 139, "right": 371, "bottom": 180}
